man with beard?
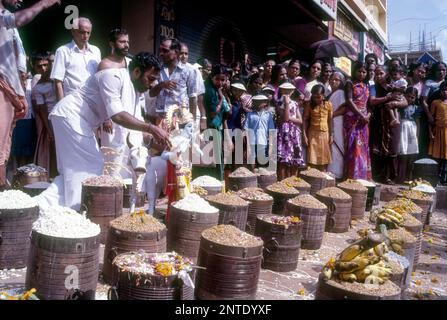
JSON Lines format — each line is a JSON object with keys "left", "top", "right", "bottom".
{"left": 51, "top": 17, "right": 101, "bottom": 101}
{"left": 35, "top": 52, "right": 170, "bottom": 211}
{"left": 99, "top": 28, "right": 148, "bottom": 187}
{"left": 1, "top": 0, "right": 61, "bottom": 190}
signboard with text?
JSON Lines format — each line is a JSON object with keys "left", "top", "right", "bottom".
{"left": 333, "top": 13, "right": 361, "bottom": 55}
{"left": 311, "top": 0, "right": 338, "bottom": 21}
{"left": 155, "top": 0, "right": 177, "bottom": 53}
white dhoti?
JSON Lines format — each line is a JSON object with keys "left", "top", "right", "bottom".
{"left": 145, "top": 156, "right": 167, "bottom": 215}
{"left": 35, "top": 116, "right": 104, "bottom": 211}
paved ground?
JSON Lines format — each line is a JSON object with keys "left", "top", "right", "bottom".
{"left": 1, "top": 196, "right": 447, "bottom": 300}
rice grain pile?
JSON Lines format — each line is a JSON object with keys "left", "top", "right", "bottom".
{"left": 0, "top": 190, "right": 38, "bottom": 210}
{"left": 237, "top": 187, "right": 273, "bottom": 201}
{"left": 317, "top": 187, "right": 352, "bottom": 200}
{"left": 192, "top": 185, "right": 208, "bottom": 197}
{"left": 229, "top": 167, "right": 256, "bottom": 178}
{"left": 400, "top": 190, "right": 433, "bottom": 201}
{"left": 387, "top": 228, "right": 416, "bottom": 245}
{"left": 172, "top": 194, "right": 218, "bottom": 214}
{"left": 300, "top": 168, "right": 326, "bottom": 178}
{"left": 261, "top": 215, "right": 301, "bottom": 227}
{"left": 33, "top": 206, "right": 100, "bottom": 238}
{"left": 254, "top": 168, "right": 276, "bottom": 176}
{"left": 192, "top": 176, "right": 223, "bottom": 188}
{"left": 206, "top": 193, "right": 249, "bottom": 207}
{"left": 338, "top": 180, "right": 368, "bottom": 192}
{"left": 111, "top": 214, "right": 166, "bottom": 233}
{"left": 266, "top": 182, "right": 300, "bottom": 195}
{"left": 202, "top": 225, "right": 263, "bottom": 247}
{"left": 288, "top": 194, "right": 327, "bottom": 209}
{"left": 401, "top": 213, "right": 422, "bottom": 228}
{"left": 326, "top": 279, "right": 400, "bottom": 296}
{"left": 281, "top": 176, "right": 311, "bottom": 188}
{"left": 83, "top": 175, "right": 122, "bottom": 187}
{"left": 356, "top": 179, "right": 376, "bottom": 187}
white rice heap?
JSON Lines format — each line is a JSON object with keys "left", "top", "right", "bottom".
{"left": 323, "top": 172, "right": 335, "bottom": 180}
{"left": 173, "top": 194, "right": 218, "bottom": 214}
{"left": 192, "top": 176, "right": 223, "bottom": 188}
{"left": 356, "top": 179, "right": 376, "bottom": 187}
{"left": 412, "top": 184, "right": 436, "bottom": 194}
{"left": 0, "top": 190, "right": 38, "bottom": 210}
{"left": 33, "top": 206, "right": 100, "bottom": 238}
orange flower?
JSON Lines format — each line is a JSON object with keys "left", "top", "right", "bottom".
{"left": 297, "top": 288, "right": 306, "bottom": 296}
{"left": 155, "top": 262, "right": 174, "bottom": 277}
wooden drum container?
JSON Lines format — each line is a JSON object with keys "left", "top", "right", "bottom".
{"left": 206, "top": 194, "right": 249, "bottom": 231}
{"left": 237, "top": 188, "right": 273, "bottom": 235}
{"left": 265, "top": 182, "right": 300, "bottom": 216}
{"left": 338, "top": 180, "right": 368, "bottom": 221}
{"left": 196, "top": 225, "right": 263, "bottom": 300}
{"left": 316, "top": 187, "right": 352, "bottom": 233}
{"left": 285, "top": 195, "right": 328, "bottom": 250}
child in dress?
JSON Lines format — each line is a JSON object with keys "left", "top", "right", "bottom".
{"left": 303, "top": 84, "right": 333, "bottom": 171}
{"left": 277, "top": 82, "right": 304, "bottom": 180}
{"left": 387, "top": 65, "right": 408, "bottom": 127}
{"left": 244, "top": 94, "right": 276, "bottom": 171}
{"left": 429, "top": 82, "right": 447, "bottom": 184}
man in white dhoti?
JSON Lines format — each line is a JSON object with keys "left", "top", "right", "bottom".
{"left": 35, "top": 52, "right": 169, "bottom": 211}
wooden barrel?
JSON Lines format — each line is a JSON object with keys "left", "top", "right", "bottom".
{"left": 102, "top": 225, "right": 167, "bottom": 285}
{"left": 265, "top": 189, "right": 300, "bottom": 216}
{"left": 22, "top": 182, "right": 51, "bottom": 197}
{"left": 0, "top": 206, "right": 39, "bottom": 269}
{"left": 281, "top": 177, "right": 311, "bottom": 195}
{"left": 299, "top": 173, "right": 326, "bottom": 196}
{"left": 413, "top": 159, "right": 439, "bottom": 187}
{"left": 81, "top": 184, "right": 123, "bottom": 243}
{"left": 110, "top": 253, "right": 194, "bottom": 300}
{"left": 257, "top": 173, "right": 277, "bottom": 190}
{"left": 316, "top": 190, "right": 352, "bottom": 233}
{"left": 122, "top": 180, "right": 146, "bottom": 208}
{"left": 338, "top": 185, "right": 367, "bottom": 221}
{"left": 195, "top": 235, "right": 263, "bottom": 300}
{"left": 228, "top": 175, "right": 258, "bottom": 192}
{"left": 25, "top": 231, "right": 100, "bottom": 300}
{"left": 380, "top": 187, "right": 402, "bottom": 202}
{"left": 403, "top": 222, "right": 423, "bottom": 272}
{"left": 315, "top": 275, "right": 401, "bottom": 300}
{"left": 199, "top": 185, "right": 222, "bottom": 196}
{"left": 239, "top": 198, "right": 273, "bottom": 235}
{"left": 254, "top": 215, "right": 302, "bottom": 272}
{"left": 206, "top": 199, "right": 249, "bottom": 231}
{"left": 167, "top": 206, "right": 219, "bottom": 260}
{"left": 285, "top": 198, "right": 327, "bottom": 250}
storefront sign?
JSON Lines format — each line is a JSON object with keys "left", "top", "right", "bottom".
{"left": 334, "top": 57, "right": 352, "bottom": 76}
{"left": 333, "top": 13, "right": 361, "bottom": 55}
{"left": 312, "top": 0, "right": 338, "bottom": 21}
{"left": 364, "top": 32, "right": 385, "bottom": 65}
{"left": 155, "top": 0, "right": 176, "bottom": 52}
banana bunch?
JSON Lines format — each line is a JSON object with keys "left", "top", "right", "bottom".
{"left": 409, "top": 178, "right": 432, "bottom": 188}
{"left": 322, "top": 233, "right": 393, "bottom": 284}
{"left": 376, "top": 208, "right": 404, "bottom": 229}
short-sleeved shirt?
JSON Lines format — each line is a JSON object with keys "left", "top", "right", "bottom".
{"left": 244, "top": 110, "right": 276, "bottom": 146}
{"left": 304, "top": 101, "right": 333, "bottom": 132}
{"left": 423, "top": 79, "right": 443, "bottom": 98}
{"left": 50, "top": 68, "right": 136, "bottom": 137}
{"left": 400, "top": 104, "right": 422, "bottom": 122}
{"left": 154, "top": 62, "right": 197, "bottom": 113}
{"left": 50, "top": 40, "right": 101, "bottom": 96}
{"left": 32, "top": 81, "right": 58, "bottom": 113}
{"left": 0, "top": 8, "right": 24, "bottom": 96}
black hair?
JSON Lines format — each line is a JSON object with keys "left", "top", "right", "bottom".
{"left": 310, "top": 84, "right": 326, "bottom": 108}
{"left": 365, "top": 53, "right": 378, "bottom": 64}
{"left": 288, "top": 59, "right": 300, "bottom": 68}
{"left": 129, "top": 52, "right": 162, "bottom": 73}
{"left": 440, "top": 81, "right": 447, "bottom": 91}
{"left": 405, "top": 87, "right": 419, "bottom": 96}
{"left": 180, "top": 42, "right": 188, "bottom": 50}
{"left": 197, "top": 58, "right": 212, "bottom": 68}
{"left": 271, "top": 64, "right": 286, "bottom": 85}
{"left": 407, "top": 62, "right": 426, "bottom": 78}
{"left": 389, "top": 65, "right": 404, "bottom": 75}
{"left": 210, "top": 64, "right": 227, "bottom": 78}
{"left": 30, "top": 51, "right": 49, "bottom": 67}
{"left": 427, "top": 62, "right": 447, "bottom": 81}
{"left": 352, "top": 61, "right": 368, "bottom": 81}
{"left": 108, "top": 28, "right": 128, "bottom": 43}
{"left": 161, "top": 37, "right": 181, "bottom": 52}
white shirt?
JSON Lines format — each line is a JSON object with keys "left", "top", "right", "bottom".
{"left": 51, "top": 40, "right": 101, "bottom": 95}
{"left": 50, "top": 68, "right": 135, "bottom": 137}
{"left": 32, "top": 81, "right": 58, "bottom": 113}
{"left": 0, "top": 8, "right": 24, "bottom": 96}
{"left": 185, "top": 62, "right": 205, "bottom": 96}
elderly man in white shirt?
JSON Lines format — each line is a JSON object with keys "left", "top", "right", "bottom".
{"left": 51, "top": 17, "right": 101, "bottom": 101}
{"left": 35, "top": 52, "right": 170, "bottom": 211}
{"left": 0, "top": 0, "right": 60, "bottom": 190}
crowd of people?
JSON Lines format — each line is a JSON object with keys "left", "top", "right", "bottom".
{"left": 2, "top": 0, "right": 447, "bottom": 213}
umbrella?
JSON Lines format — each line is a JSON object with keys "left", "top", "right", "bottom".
{"left": 310, "top": 39, "right": 357, "bottom": 59}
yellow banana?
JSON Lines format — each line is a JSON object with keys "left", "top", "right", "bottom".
{"left": 355, "top": 268, "right": 372, "bottom": 282}
{"left": 339, "top": 273, "right": 357, "bottom": 283}
{"left": 373, "top": 243, "right": 388, "bottom": 257}
{"left": 322, "top": 267, "right": 332, "bottom": 281}
{"left": 367, "top": 265, "right": 393, "bottom": 278}
{"left": 379, "top": 212, "right": 402, "bottom": 225}
{"left": 383, "top": 209, "right": 403, "bottom": 222}
{"left": 391, "top": 243, "right": 403, "bottom": 255}
{"left": 377, "top": 216, "right": 399, "bottom": 229}
{"left": 339, "top": 244, "right": 363, "bottom": 262}
{"left": 364, "top": 275, "right": 385, "bottom": 285}
{"left": 336, "top": 256, "right": 371, "bottom": 273}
